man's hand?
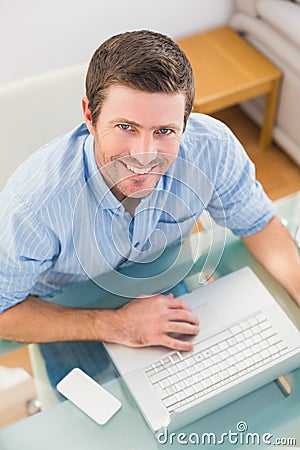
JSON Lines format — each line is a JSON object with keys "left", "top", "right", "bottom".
{"left": 113, "top": 293, "right": 199, "bottom": 351}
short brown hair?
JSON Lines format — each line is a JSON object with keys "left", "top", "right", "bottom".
{"left": 85, "top": 30, "right": 195, "bottom": 129}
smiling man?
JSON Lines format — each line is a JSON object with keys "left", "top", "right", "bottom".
{"left": 0, "top": 30, "right": 299, "bottom": 388}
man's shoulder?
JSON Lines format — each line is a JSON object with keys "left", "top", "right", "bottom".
{"left": 179, "top": 113, "right": 230, "bottom": 162}
{"left": 5, "top": 123, "right": 90, "bottom": 212}
{"left": 184, "top": 113, "right": 229, "bottom": 139}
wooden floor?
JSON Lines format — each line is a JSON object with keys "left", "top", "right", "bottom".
{"left": 0, "top": 106, "right": 299, "bottom": 429}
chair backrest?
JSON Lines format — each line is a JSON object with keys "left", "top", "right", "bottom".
{"left": 0, "top": 63, "right": 87, "bottom": 190}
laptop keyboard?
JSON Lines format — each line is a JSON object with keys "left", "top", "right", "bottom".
{"left": 144, "top": 312, "right": 288, "bottom": 413}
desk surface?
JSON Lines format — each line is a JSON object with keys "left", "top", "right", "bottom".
{"left": 0, "top": 192, "right": 299, "bottom": 449}
{"left": 1, "top": 370, "right": 299, "bottom": 450}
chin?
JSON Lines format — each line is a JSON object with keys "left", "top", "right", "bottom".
{"left": 121, "top": 177, "right": 160, "bottom": 199}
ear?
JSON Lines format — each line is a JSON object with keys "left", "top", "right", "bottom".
{"left": 82, "top": 96, "right": 96, "bottom": 135}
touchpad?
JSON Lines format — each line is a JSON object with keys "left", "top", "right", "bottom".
{"left": 193, "top": 303, "right": 219, "bottom": 331}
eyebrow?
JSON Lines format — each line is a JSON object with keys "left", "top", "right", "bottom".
{"left": 109, "top": 118, "right": 182, "bottom": 132}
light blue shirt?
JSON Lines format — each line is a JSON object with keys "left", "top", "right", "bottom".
{"left": 0, "top": 113, "right": 275, "bottom": 312}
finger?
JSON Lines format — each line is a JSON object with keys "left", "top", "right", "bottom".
{"left": 167, "top": 321, "right": 199, "bottom": 336}
{"left": 161, "top": 335, "right": 195, "bottom": 352}
{"left": 165, "top": 297, "right": 192, "bottom": 311}
{"left": 168, "top": 309, "right": 199, "bottom": 325}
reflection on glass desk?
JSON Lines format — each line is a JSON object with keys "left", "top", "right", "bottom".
{"left": 0, "top": 192, "right": 299, "bottom": 449}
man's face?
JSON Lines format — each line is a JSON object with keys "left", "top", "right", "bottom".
{"left": 84, "top": 85, "right": 185, "bottom": 202}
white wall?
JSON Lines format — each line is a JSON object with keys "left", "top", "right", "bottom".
{"left": 0, "top": 0, "right": 235, "bottom": 85}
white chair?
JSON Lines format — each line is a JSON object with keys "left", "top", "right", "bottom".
{"left": 0, "top": 63, "right": 87, "bottom": 408}
{"left": 0, "top": 63, "right": 86, "bottom": 190}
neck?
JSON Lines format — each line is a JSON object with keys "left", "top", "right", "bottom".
{"left": 121, "top": 197, "right": 141, "bottom": 217}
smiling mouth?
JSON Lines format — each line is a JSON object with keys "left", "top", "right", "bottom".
{"left": 123, "top": 162, "right": 155, "bottom": 175}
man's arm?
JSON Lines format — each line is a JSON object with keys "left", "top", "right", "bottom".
{"left": 0, "top": 294, "right": 199, "bottom": 351}
{"left": 241, "top": 216, "right": 300, "bottom": 306}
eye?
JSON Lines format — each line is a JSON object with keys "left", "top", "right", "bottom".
{"left": 158, "top": 128, "right": 172, "bottom": 135}
{"left": 118, "top": 124, "right": 133, "bottom": 131}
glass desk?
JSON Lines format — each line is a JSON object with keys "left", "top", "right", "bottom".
{"left": 0, "top": 192, "right": 299, "bottom": 449}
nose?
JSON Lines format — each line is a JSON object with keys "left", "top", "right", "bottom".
{"left": 130, "top": 134, "right": 158, "bottom": 166}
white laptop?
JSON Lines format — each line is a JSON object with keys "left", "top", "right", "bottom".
{"left": 104, "top": 267, "right": 300, "bottom": 434}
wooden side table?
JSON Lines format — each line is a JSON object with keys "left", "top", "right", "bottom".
{"left": 177, "top": 26, "right": 282, "bottom": 150}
